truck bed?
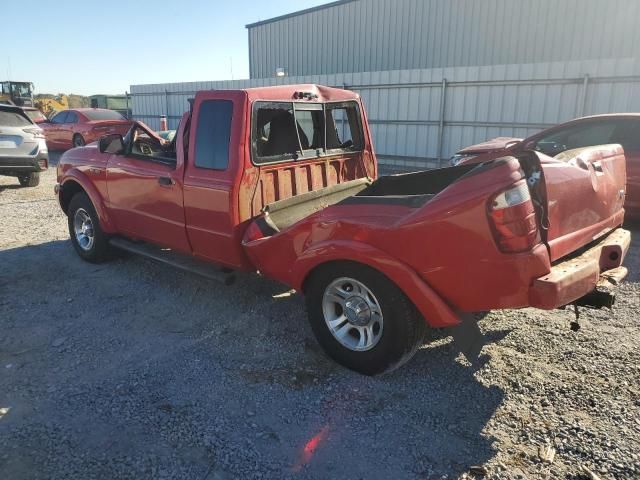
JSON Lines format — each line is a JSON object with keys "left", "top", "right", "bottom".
{"left": 261, "top": 164, "right": 477, "bottom": 233}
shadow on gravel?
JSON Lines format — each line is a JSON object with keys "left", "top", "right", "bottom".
{"left": 622, "top": 221, "right": 640, "bottom": 282}
{"left": 387, "top": 338, "right": 505, "bottom": 477}
{"left": 0, "top": 239, "right": 507, "bottom": 479}
{"left": 0, "top": 183, "right": 24, "bottom": 192}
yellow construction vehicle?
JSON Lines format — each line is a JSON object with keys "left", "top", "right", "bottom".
{"left": 0, "top": 81, "right": 35, "bottom": 106}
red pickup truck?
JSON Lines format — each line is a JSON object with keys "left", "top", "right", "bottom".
{"left": 55, "top": 84, "right": 631, "bottom": 375}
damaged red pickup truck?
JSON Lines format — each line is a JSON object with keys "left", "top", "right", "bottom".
{"left": 56, "top": 85, "right": 631, "bottom": 375}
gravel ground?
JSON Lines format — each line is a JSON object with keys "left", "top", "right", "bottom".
{"left": 1, "top": 156, "right": 639, "bottom": 480}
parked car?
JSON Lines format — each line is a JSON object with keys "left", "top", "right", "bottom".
{"left": 0, "top": 104, "right": 48, "bottom": 187}
{"left": 55, "top": 85, "right": 630, "bottom": 375}
{"left": 40, "top": 108, "right": 132, "bottom": 150}
{"left": 450, "top": 114, "right": 640, "bottom": 220}
{"left": 21, "top": 106, "right": 48, "bottom": 124}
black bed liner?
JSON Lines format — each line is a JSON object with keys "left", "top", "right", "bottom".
{"left": 259, "top": 163, "right": 479, "bottom": 234}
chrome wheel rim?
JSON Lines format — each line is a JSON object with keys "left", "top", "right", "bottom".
{"left": 73, "top": 208, "right": 94, "bottom": 251}
{"left": 322, "top": 277, "right": 383, "bottom": 352}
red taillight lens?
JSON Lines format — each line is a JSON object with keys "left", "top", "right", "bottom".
{"left": 489, "top": 181, "right": 540, "bottom": 253}
{"left": 244, "top": 221, "right": 266, "bottom": 243}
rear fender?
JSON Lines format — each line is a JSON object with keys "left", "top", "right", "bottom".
{"left": 60, "top": 170, "right": 116, "bottom": 233}
{"left": 293, "top": 240, "right": 461, "bottom": 328}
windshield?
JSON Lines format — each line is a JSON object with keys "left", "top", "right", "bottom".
{"left": 252, "top": 101, "right": 363, "bottom": 164}
{"left": 82, "top": 109, "right": 125, "bottom": 121}
{"left": 12, "top": 83, "right": 32, "bottom": 97}
{"left": 24, "top": 109, "right": 46, "bottom": 122}
{"left": 0, "top": 108, "right": 33, "bottom": 127}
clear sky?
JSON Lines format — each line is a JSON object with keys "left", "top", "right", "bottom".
{"left": 1, "top": 0, "right": 327, "bottom": 96}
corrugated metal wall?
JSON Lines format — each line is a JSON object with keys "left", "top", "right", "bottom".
{"left": 247, "top": 0, "right": 640, "bottom": 79}
{"left": 131, "top": 58, "right": 640, "bottom": 171}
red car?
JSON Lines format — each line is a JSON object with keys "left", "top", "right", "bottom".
{"left": 40, "top": 108, "right": 132, "bottom": 150}
{"left": 451, "top": 114, "right": 640, "bottom": 220}
{"left": 55, "top": 85, "right": 630, "bottom": 375}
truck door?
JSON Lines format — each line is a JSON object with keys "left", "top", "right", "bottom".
{"left": 106, "top": 122, "right": 191, "bottom": 253}
{"left": 183, "top": 91, "right": 248, "bottom": 269}
{"left": 44, "top": 110, "right": 69, "bottom": 148}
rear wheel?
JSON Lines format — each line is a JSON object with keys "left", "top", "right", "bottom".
{"left": 17, "top": 172, "right": 40, "bottom": 187}
{"left": 72, "top": 134, "right": 85, "bottom": 148}
{"left": 305, "top": 262, "right": 427, "bottom": 375}
{"left": 67, "top": 192, "right": 111, "bottom": 263}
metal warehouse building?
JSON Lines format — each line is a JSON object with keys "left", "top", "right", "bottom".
{"left": 131, "top": 0, "right": 640, "bottom": 170}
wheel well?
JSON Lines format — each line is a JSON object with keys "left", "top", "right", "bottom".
{"left": 60, "top": 181, "right": 86, "bottom": 214}
{"left": 301, "top": 260, "right": 375, "bottom": 294}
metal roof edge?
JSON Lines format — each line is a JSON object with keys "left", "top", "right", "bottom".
{"left": 245, "top": 0, "right": 359, "bottom": 28}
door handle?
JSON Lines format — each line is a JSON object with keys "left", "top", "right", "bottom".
{"left": 158, "top": 176, "right": 175, "bottom": 186}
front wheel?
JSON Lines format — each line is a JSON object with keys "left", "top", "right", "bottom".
{"left": 305, "top": 262, "right": 427, "bottom": 375}
{"left": 67, "top": 192, "right": 111, "bottom": 263}
{"left": 72, "top": 134, "right": 85, "bottom": 148}
{"left": 18, "top": 172, "right": 40, "bottom": 187}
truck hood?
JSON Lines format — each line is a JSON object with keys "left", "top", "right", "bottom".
{"left": 457, "top": 136, "right": 522, "bottom": 155}
{"left": 57, "top": 143, "right": 107, "bottom": 181}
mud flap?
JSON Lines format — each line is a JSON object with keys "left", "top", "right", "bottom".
{"left": 450, "top": 313, "right": 485, "bottom": 363}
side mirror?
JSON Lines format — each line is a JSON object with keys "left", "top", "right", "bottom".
{"left": 99, "top": 133, "right": 124, "bottom": 154}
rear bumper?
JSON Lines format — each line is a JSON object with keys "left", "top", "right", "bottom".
{"left": 529, "top": 228, "right": 630, "bottom": 309}
{"left": 0, "top": 151, "right": 49, "bottom": 174}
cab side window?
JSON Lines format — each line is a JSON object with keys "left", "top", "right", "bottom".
{"left": 66, "top": 111, "right": 78, "bottom": 124}
{"left": 128, "top": 125, "right": 176, "bottom": 164}
{"left": 51, "top": 111, "right": 69, "bottom": 124}
{"left": 194, "top": 100, "right": 233, "bottom": 170}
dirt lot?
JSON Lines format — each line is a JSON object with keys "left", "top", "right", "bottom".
{"left": 1, "top": 157, "right": 639, "bottom": 480}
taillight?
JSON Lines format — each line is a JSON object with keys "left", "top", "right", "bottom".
{"left": 244, "top": 221, "right": 266, "bottom": 243}
{"left": 23, "top": 127, "right": 45, "bottom": 139}
{"left": 488, "top": 181, "right": 540, "bottom": 253}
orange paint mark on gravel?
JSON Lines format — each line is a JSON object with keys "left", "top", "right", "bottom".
{"left": 292, "top": 425, "right": 330, "bottom": 472}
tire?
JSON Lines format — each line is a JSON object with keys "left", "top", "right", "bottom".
{"left": 67, "top": 192, "right": 111, "bottom": 263}
{"left": 18, "top": 172, "right": 40, "bottom": 187}
{"left": 72, "top": 134, "right": 85, "bottom": 148}
{"left": 305, "top": 262, "right": 427, "bottom": 375}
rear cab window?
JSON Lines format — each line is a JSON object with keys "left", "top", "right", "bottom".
{"left": 252, "top": 100, "right": 363, "bottom": 164}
